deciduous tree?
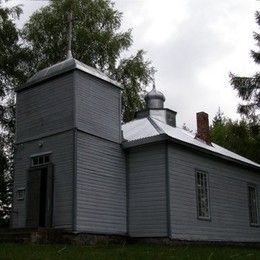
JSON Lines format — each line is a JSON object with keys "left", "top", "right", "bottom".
{"left": 0, "top": 0, "right": 154, "bottom": 223}
{"left": 0, "top": 1, "right": 30, "bottom": 226}
{"left": 22, "top": 0, "right": 155, "bottom": 122}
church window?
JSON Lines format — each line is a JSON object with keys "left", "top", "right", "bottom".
{"left": 196, "top": 170, "right": 210, "bottom": 220}
{"left": 17, "top": 188, "right": 25, "bottom": 200}
{"left": 248, "top": 184, "right": 259, "bottom": 226}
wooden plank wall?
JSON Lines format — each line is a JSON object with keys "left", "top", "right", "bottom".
{"left": 16, "top": 73, "right": 74, "bottom": 143}
{"left": 127, "top": 143, "right": 168, "bottom": 237}
{"left": 75, "top": 71, "right": 121, "bottom": 144}
{"left": 168, "top": 144, "right": 260, "bottom": 242}
{"left": 12, "top": 131, "right": 74, "bottom": 229}
{"left": 76, "top": 132, "right": 126, "bottom": 234}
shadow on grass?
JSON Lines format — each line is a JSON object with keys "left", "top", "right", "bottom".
{"left": 0, "top": 243, "right": 260, "bottom": 260}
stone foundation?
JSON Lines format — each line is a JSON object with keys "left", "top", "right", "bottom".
{"left": 1, "top": 228, "right": 260, "bottom": 247}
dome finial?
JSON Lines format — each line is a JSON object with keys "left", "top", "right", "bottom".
{"left": 152, "top": 81, "right": 156, "bottom": 90}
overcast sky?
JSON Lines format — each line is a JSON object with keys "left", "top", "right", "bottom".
{"left": 4, "top": 0, "right": 260, "bottom": 129}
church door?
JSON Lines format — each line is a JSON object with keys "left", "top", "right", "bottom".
{"left": 26, "top": 164, "right": 53, "bottom": 228}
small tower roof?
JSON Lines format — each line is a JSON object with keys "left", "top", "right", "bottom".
{"left": 16, "top": 6, "right": 123, "bottom": 92}
{"left": 144, "top": 83, "right": 165, "bottom": 109}
{"left": 16, "top": 58, "right": 122, "bottom": 92}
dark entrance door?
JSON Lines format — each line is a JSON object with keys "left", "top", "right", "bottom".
{"left": 26, "top": 164, "right": 53, "bottom": 228}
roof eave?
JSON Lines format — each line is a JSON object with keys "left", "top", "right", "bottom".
{"left": 74, "top": 60, "right": 122, "bottom": 89}
{"left": 15, "top": 66, "right": 76, "bottom": 92}
{"left": 122, "top": 134, "right": 168, "bottom": 149}
{"left": 122, "top": 134, "right": 260, "bottom": 171}
{"left": 16, "top": 59, "right": 122, "bottom": 92}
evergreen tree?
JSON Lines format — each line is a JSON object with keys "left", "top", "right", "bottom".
{"left": 230, "top": 11, "right": 260, "bottom": 125}
{"left": 210, "top": 109, "right": 260, "bottom": 164}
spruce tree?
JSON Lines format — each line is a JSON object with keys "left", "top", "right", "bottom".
{"left": 210, "top": 110, "right": 260, "bottom": 163}
{"left": 230, "top": 11, "right": 260, "bottom": 126}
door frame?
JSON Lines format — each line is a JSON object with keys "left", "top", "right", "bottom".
{"left": 26, "top": 163, "right": 54, "bottom": 228}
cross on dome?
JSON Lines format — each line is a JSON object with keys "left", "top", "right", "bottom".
{"left": 66, "top": 7, "right": 74, "bottom": 59}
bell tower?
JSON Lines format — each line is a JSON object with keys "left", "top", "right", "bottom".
{"left": 12, "top": 3, "right": 126, "bottom": 233}
{"left": 12, "top": 57, "right": 126, "bottom": 234}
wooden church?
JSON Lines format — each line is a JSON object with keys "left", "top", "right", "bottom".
{"left": 11, "top": 53, "right": 260, "bottom": 242}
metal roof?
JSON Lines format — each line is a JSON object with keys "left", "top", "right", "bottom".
{"left": 16, "top": 58, "right": 122, "bottom": 92}
{"left": 122, "top": 116, "right": 260, "bottom": 170}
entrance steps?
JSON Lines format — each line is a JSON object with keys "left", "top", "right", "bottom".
{"left": 0, "top": 228, "right": 69, "bottom": 243}
{"left": 0, "top": 228, "right": 33, "bottom": 243}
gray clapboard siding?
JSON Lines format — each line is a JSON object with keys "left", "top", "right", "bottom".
{"left": 128, "top": 143, "right": 168, "bottom": 237}
{"left": 75, "top": 70, "right": 121, "bottom": 144}
{"left": 12, "top": 130, "right": 74, "bottom": 229}
{"left": 75, "top": 131, "right": 126, "bottom": 234}
{"left": 16, "top": 73, "right": 74, "bottom": 143}
{"left": 168, "top": 144, "right": 260, "bottom": 242}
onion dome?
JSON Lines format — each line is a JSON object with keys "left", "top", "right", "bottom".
{"left": 144, "top": 83, "right": 166, "bottom": 109}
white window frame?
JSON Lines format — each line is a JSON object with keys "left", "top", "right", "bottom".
{"left": 195, "top": 170, "right": 211, "bottom": 220}
{"left": 30, "top": 153, "right": 51, "bottom": 167}
{"left": 248, "top": 184, "right": 259, "bottom": 226}
{"left": 17, "top": 188, "right": 25, "bottom": 200}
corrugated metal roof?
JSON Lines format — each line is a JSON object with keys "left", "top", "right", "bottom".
{"left": 122, "top": 117, "right": 159, "bottom": 141}
{"left": 122, "top": 116, "right": 260, "bottom": 169}
{"left": 16, "top": 58, "right": 121, "bottom": 92}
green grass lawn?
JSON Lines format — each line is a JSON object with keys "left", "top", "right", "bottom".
{"left": 0, "top": 243, "right": 260, "bottom": 260}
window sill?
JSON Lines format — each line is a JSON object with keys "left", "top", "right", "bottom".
{"left": 198, "top": 216, "right": 211, "bottom": 221}
{"left": 250, "top": 223, "right": 260, "bottom": 227}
